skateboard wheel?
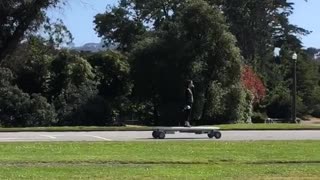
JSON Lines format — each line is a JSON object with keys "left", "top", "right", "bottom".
{"left": 152, "top": 131, "right": 159, "bottom": 139}
{"left": 214, "top": 131, "right": 222, "bottom": 139}
{"left": 208, "top": 133, "right": 214, "bottom": 139}
{"left": 158, "top": 131, "right": 166, "bottom": 139}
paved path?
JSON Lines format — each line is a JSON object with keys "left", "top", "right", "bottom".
{"left": 0, "top": 131, "right": 319, "bottom": 142}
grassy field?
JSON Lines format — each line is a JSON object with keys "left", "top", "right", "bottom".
{"left": 0, "top": 123, "right": 319, "bottom": 132}
{"left": 0, "top": 141, "right": 319, "bottom": 179}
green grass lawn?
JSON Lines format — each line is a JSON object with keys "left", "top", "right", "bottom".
{"left": 0, "top": 141, "right": 319, "bottom": 179}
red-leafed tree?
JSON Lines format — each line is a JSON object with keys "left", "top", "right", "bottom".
{"left": 241, "top": 65, "right": 266, "bottom": 103}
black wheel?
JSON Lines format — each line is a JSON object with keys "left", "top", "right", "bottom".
{"left": 214, "top": 131, "right": 222, "bottom": 139}
{"left": 208, "top": 132, "right": 214, "bottom": 139}
{"left": 158, "top": 131, "right": 166, "bottom": 139}
{"left": 152, "top": 131, "right": 159, "bottom": 139}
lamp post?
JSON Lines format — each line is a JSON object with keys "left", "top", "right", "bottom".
{"left": 292, "top": 52, "right": 297, "bottom": 123}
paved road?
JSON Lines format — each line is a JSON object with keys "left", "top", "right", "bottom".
{"left": 0, "top": 131, "right": 319, "bottom": 142}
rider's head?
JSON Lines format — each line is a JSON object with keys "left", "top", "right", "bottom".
{"left": 186, "top": 80, "right": 194, "bottom": 89}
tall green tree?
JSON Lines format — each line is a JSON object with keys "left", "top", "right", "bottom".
{"left": 94, "top": 4, "right": 146, "bottom": 52}
{"left": 216, "top": 0, "right": 310, "bottom": 66}
{"left": 131, "top": 0, "right": 244, "bottom": 125}
{"left": 0, "top": 0, "right": 66, "bottom": 62}
{"left": 48, "top": 51, "right": 107, "bottom": 126}
{"left": 2, "top": 37, "right": 56, "bottom": 95}
{"left": 88, "top": 51, "right": 133, "bottom": 123}
{"left": 48, "top": 51, "right": 95, "bottom": 99}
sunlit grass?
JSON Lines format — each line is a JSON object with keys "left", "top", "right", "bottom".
{"left": 0, "top": 141, "right": 319, "bottom": 179}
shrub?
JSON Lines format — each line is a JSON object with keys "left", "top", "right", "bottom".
{"left": 252, "top": 112, "right": 267, "bottom": 123}
{"left": 0, "top": 85, "right": 56, "bottom": 127}
{"left": 311, "top": 105, "right": 320, "bottom": 118}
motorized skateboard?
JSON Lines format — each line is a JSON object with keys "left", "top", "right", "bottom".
{"left": 151, "top": 126, "right": 221, "bottom": 139}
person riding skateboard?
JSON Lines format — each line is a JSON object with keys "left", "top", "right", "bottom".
{"left": 183, "top": 80, "right": 194, "bottom": 127}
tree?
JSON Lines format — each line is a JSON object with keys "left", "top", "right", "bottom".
{"left": 48, "top": 51, "right": 95, "bottom": 99}
{"left": 218, "top": 0, "right": 310, "bottom": 66}
{"left": 0, "top": 0, "right": 65, "bottom": 62}
{"left": 94, "top": 5, "right": 146, "bottom": 52}
{"left": 88, "top": 51, "right": 132, "bottom": 99}
{"left": 131, "top": 0, "right": 244, "bottom": 125}
{"left": 0, "top": 68, "right": 56, "bottom": 127}
{"left": 46, "top": 51, "right": 101, "bottom": 125}
{"left": 295, "top": 52, "right": 320, "bottom": 115}
{"left": 241, "top": 65, "right": 266, "bottom": 103}
{"left": 2, "top": 37, "right": 55, "bottom": 95}
{"left": 88, "top": 51, "right": 133, "bottom": 123}
{"left": 53, "top": 82, "right": 100, "bottom": 126}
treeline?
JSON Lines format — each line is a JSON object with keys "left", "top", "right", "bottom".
{"left": 1, "top": 0, "right": 320, "bottom": 127}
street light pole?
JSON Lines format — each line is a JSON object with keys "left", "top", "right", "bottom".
{"left": 292, "top": 52, "right": 297, "bottom": 123}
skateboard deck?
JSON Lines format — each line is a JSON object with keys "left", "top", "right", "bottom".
{"left": 151, "top": 126, "right": 221, "bottom": 139}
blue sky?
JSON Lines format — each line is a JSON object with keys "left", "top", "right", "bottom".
{"left": 48, "top": 0, "right": 320, "bottom": 48}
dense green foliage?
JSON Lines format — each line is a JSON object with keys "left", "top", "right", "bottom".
{"left": 1, "top": 0, "right": 320, "bottom": 127}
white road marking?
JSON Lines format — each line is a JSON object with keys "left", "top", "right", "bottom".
{"left": 40, "top": 135, "right": 57, "bottom": 139}
{"left": 88, "top": 136, "right": 112, "bottom": 141}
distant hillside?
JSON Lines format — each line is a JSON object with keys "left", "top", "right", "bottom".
{"left": 71, "top": 42, "right": 116, "bottom": 52}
